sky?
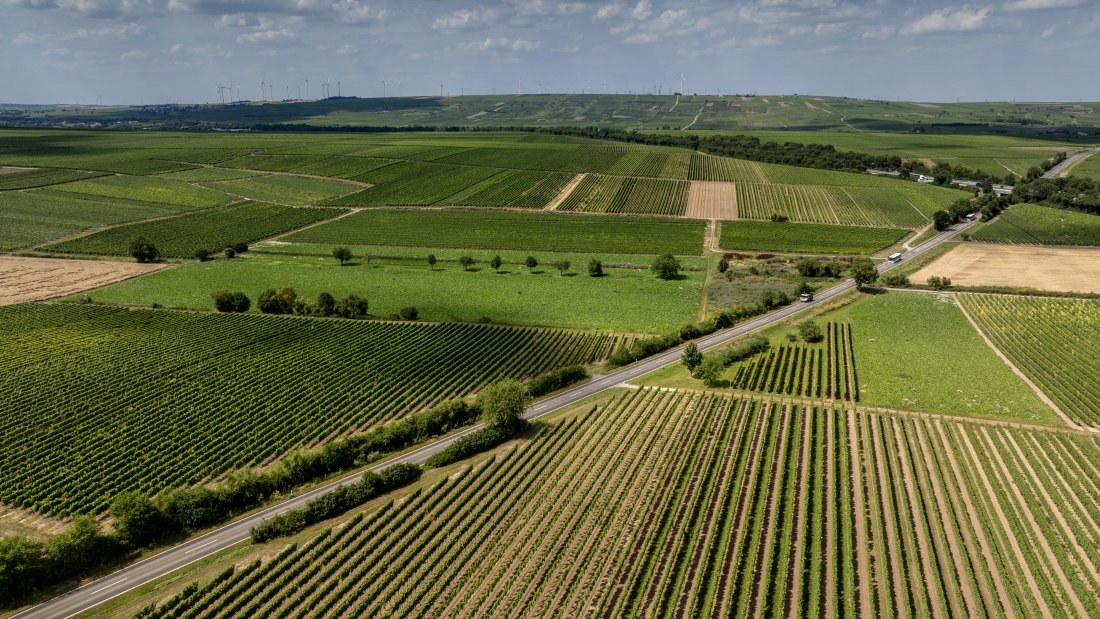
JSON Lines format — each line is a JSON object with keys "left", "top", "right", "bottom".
{"left": 2, "top": 0, "right": 1098, "bottom": 105}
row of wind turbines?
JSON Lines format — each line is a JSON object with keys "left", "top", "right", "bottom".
{"left": 215, "top": 79, "right": 342, "bottom": 104}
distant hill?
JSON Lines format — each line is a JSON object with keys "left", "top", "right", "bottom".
{"left": 3, "top": 94, "right": 1099, "bottom": 137}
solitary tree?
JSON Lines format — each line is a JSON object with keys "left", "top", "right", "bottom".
{"left": 699, "top": 356, "right": 725, "bottom": 388}
{"left": 477, "top": 379, "right": 531, "bottom": 431}
{"left": 129, "top": 236, "right": 160, "bottom": 263}
{"left": 681, "top": 342, "right": 703, "bottom": 374}
{"left": 850, "top": 258, "right": 878, "bottom": 290}
{"left": 524, "top": 256, "right": 538, "bottom": 270}
{"left": 717, "top": 258, "right": 730, "bottom": 273}
{"left": 459, "top": 256, "right": 475, "bottom": 271}
{"left": 490, "top": 255, "right": 503, "bottom": 273}
{"left": 652, "top": 254, "right": 681, "bottom": 280}
{"left": 551, "top": 260, "right": 571, "bottom": 276}
{"left": 332, "top": 246, "right": 353, "bottom": 265}
{"left": 798, "top": 320, "right": 823, "bottom": 343}
{"left": 427, "top": 254, "right": 437, "bottom": 270}
{"left": 588, "top": 259, "right": 603, "bottom": 277}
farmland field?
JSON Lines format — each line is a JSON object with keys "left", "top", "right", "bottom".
{"left": 959, "top": 293, "right": 1100, "bottom": 429}
{"left": 44, "top": 203, "right": 341, "bottom": 258}
{"left": 0, "top": 167, "right": 106, "bottom": 190}
{"left": 0, "top": 303, "right": 625, "bottom": 515}
{"left": 50, "top": 174, "right": 236, "bottom": 209}
{"left": 0, "top": 256, "right": 164, "bottom": 305}
{"left": 141, "top": 387, "right": 1100, "bottom": 619}
{"left": 0, "top": 190, "right": 183, "bottom": 250}
{"left": 726, "top": 322, "right": 859, "bottom": 400}
{"left": 718, "top": 221, "right": 907, "bottom": 254}
{"left": 971, "top": 203, "right": 1100, "bottom": 246}
{"left": 1071, "top": 151, "right": 1100, "bottom": 180}
{"left": 200, "top": 174, "right": 362, "bottom": 204}
{"left": 76, "top": 253, "right": 704, "bottom": 333}
{"left": 282, "top": 208, "right": 706, "bottom": 255}
{"left": 556, "top": 174, "right": 690, "bottom": 215}
{"left": 911, "top": 243, "right": 1100, "bottom": 294}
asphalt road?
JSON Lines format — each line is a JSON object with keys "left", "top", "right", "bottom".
{"left": 14, "top": 217, "right": 975, "bottom": 619}
{"left": 1045, "top": 147, "right": 1100, "bottom": 178}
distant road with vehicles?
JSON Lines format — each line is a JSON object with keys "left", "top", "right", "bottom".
{"left": 13, "top": 218, "right": 978, "bottom": 619}
{"left": 1046, "top": 147, "right": 1100, "bottom": 178}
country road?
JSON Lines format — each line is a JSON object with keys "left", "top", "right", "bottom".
{"left": 13, "top": 217, "right": 977, "bottom": 619}
{"left": 1044, "top": 147, "right": 1100, "bottom": 178}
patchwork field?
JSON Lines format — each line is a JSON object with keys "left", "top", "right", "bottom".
{"left": 685, "top": 180, "right": 738, "bottom": 219}
{"left": 971, "top": 203, "right": 1100, "bottom": 246}
{"left": 718, "top": 221, "right": 907, "bottom": 254}
{"left": 912, "top": 243, "right": 1100, "bottom": 294}
{"left": 281, "top": 208, "right": 706, "bottom": 255}
{"left": 142, "top": 387, "right": 1100, "bottom": 619}
{"left": 0, "top": 303, "right": 624, "bottom": 515}
{"left": 0, "top": 190, "right": 183, "bottom": 250}
{"left": 0, "top": 256, "right": 165, "bottom": 305}
{"left": 960, "top": 293, "right": 1100, "bottom": 429}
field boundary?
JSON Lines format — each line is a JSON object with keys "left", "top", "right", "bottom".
{"left": 953, "top": 295, "right": 1083, "bottom": 431}
{"left": 544, "top": 173, "right": 585, "bottom": 210}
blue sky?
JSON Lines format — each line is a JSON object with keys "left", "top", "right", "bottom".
{"left": 2, "top": 0, "right": 1098, "bottom": 105}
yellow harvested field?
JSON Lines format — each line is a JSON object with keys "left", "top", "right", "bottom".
{"left": 0, "top": 256, "right": 165, "bottom": 305}
{"left": 911, "top": 243, "right": 1100, "bottom": 294}
{"left": 685, "top": 181, "right": 738, "bottom": 219}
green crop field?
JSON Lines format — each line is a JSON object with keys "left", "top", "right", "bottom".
{"left": 140, "top": 386, "right": 1100, "bottom": 619}
{"left": 557, "top": 175, "right": 689, "bottom": 215}
{"left": 0, "top": 167, "right": 106, "bottom": 190}
{"left": 77, "top": 253, "right": 704, "bottom": 333}
{"left": 732, "top": 182, "right": 954, "bottom": 228}
{"left": 282, "top": 208, "right": 706, "bottom": 255}
{"left": 201, "top": 175, "right": 361, "bottom": 204}
{"left": 51, "top": 174, "right": 236, "bottom": 209}
{"left": 0, "top": 303, "right": 625, "bottom": 515}
{"left": 0, "top": 190, "right": 181, "bottom": 250}
{"left": 822, "top": 291, "right": 1056, "bottom": 424}
{"left": 959, "top": 293, "right": 1100, "bottom": 428}
{"left": 45, "top": 203, "right": 340, "bottom": 258}
{"left": 718, "top": 221, "right": 907, "bottom": 254}
{"left": 1071, "top": 151, "right": 1100, "bottom": 180}
{"left": 971, "top": 203, "right": 1100, "bottom": 246}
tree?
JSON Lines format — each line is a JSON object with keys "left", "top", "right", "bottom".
{"left": 798, "top": 320, "right": 823, "bottom": 343}
{"left": 224, "top": 247, "right": 236, "bottom": 259}
{"left": 681, "top": 342, "right": 703, "bottom": 374}
{"left": 109, "top": 491, "right": 165, "bottom": 548}
{"left": 427, "top": 254, "right": 437, "bottom": 270}
{"left": 717, "top": 258, "right": 730, "bottom": 274}
{"left": 231, "top": 242, "right": 248, "bottom": 254}
{"left": 652, "top": 254, "right": 681, "bottom": 280}
{"left": 770, "top": 212, "right": 789, "bottom": 222}
{"left": 490, "top": 255, "right": 503, "bottom": 273}
{"left": 980, "top": 178, "right": 994, "bottom": 194}
{"left": 211, "top": 291, "right": 250, "bottom": 313}
{"left": 258, "top": 287, "right": 297, "bottom": 314}
{"left": 335, "top": 294, "right": 368, "bottom": 318}
{"left": 477, "top": 379, "right": 531, "bottom": 431}
{"left": 552, "top": 260, "right": 571, "bottom": 276}
{"left": 588, "top": 259, "right": 603, "bottom": 277}
{"left": 932, "top": 210, "right": 953, "bottom": 231}
{"left": 129, "top": 237, "right": 159, "bottom": 263}
{"left": 927, "top": 275, "right": 952, "bottom": 290}
{"left": 399, "top": 306, "right": 419, "bottom": 320}
{"left": 699, "top": 356, "right": 725, "bottom": 388}
{"left": 524, "top": 256, "right": 538, "bottom": 270}
{"left": 332, "top": 246, "right": 353, "bottom": 266}
{"left": 193, "top": 248, "right": 210, "bottom": 262}
{"left": 459, "top": 256, "right": 475, "bottom": 271}
{"left": 850, "top": 258, "right": 878, "bottom": 290}
{"left": 317, "top": 292, "right": 336, "bottom": 317}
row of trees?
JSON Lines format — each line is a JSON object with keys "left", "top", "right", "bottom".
{"left": 129, "top": 238, "right": 249, "bottom": 263}
{"left": 212, "top": 288, "right": 420, "bottom": 320}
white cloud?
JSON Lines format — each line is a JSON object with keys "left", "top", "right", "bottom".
{"left": 331, "top": 0, "right": 386, "bottom": 24}
{"left": 861, "top": 25, "right": 896, "bottom": 40}
{"left": 1040, "top": 25, "right": 1057, "bottom": 37}
{"left": 901, "top": 6, "right": 992, "bottom": 34}
{"left": 1004, "top": 0, "right": 1082, "bottom": 11}
{"left": 237, "top": 28, "right": 299, "bottom": 45}
{"left": 594, "top": 3, "right": 623, "bottom": 19}
{"left": 744, "top": 34, "right": 779, "bottom": 47}
{"left": 630, "top": 0, "right": 651, "bottom": 20}
{"left": 120, "top": 48, "right": 146, "bottom": 60}
{"left": 13, "top": 32, "right": 40, "bottom": 45}
{"left": 72, "top": 23, "right": 147, "bottom": 40}
{"left": 459, "top": 37, "right": 542, "bottom": 52}
{"left": 335, "top": 43, "right": 357, "bottom": 54}
{"left": 433, "top": 8, "right": 495, "bottom": 29}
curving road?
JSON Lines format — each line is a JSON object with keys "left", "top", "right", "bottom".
{"left": 1044, "top": 147, "right": 1100, "bottom": 178}
{"left": 13, "top": 218, "right": 977, "bottom": 619}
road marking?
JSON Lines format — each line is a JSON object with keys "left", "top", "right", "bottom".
{"left": 183, "top": 538, "right": 220, "bottom": 554}
{"left": 88, "top": 579, "right": 126, "bottom": 596}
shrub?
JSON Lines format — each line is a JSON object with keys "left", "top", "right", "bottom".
{"left": 717, "top": 258, "right": 730, "bottom": 273}
{"left": 424, "top": 425, "right": 515, "bottom": 468}
{"left": 798, "top": 320, "right": 823, "bottom": 343}
{"left": 526, "top": 365, "right": 588, "bottom": 397}
{"left": 459, "top": 256, "right": 475, "bottom": 271}
{"left": 129, "top": 237, "right": 159, "bottom": 263}
{"left": 881, "top": 273, "right": 910, "bottom": 287}
{"left": 588, "top": 259, "right": 604, "bottom": 277}
{"left": 699, "top": 356, "right": 725, "bottom": 387}
{"left": 770, "top": 212, "right": 789, "bottom": 223}
{"left": 232, "top": 242, "right": 248, "bottom": 254}
{"left": 193, "top": 248, "right": 210, "bottom": 262}
{"left": 211, "top": 290, "right": 250, "bottom": 313}
{"left": 927, "top": 275, "right": 952, "bottom": 290}
{"left": 335, "top": 294, "right": 368, "bottom": 318}
{"left": 652, "top": 254, "right": 681, "bottom": 280}
{"left": 257, "top": 288, "right": 297, "bottom": 314}
{"left": 399, "top": 306, "right": 419, "bottom": 320}
{"left": 524, "top": 256, "right": 538, "bottom": 269}
{"left": 224, "top": 247, "right": 236, "bottom": 259}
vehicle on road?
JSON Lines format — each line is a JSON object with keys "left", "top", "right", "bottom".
{"left": 888, "top": 252, "right": 903, "bottom": 263}
{"left": 800, "top": 292, "right": 814, "bottom": 302}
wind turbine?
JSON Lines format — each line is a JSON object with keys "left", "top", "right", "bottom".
{"left": 305, "top": 78, "right": 310, "bottom": 99}
{"left": 337, "top": 81, "right": 341, "bottom": 97}
{"left": 216, "top": 83, "right": 225, "bottom": 104}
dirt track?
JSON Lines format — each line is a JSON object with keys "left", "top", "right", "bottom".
{"left": 0, "top": 256, "right": 165, "bottom": 305}
{"left": 912, "top": 243, "right": 1100, "bottom": 294}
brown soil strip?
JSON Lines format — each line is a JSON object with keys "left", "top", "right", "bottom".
{"left": 0, "top": 256, "right": 166, "bottom": 305}
{"left": 685, "top": 181, "right": 738, "bottom": 220}
{"left": 543, "top": 172, "right": 585, "bottom": 210}
{"left": 954, "top": 296, "right": 1081, "bottom": 430}
{"left": 913, "top": 244, "right": 1100, "bottom": 295}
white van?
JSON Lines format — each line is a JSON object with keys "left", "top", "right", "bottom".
{"left": 888, "top": 252, "right": 903, "bottom": 263}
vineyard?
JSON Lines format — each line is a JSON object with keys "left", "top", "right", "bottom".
{"left": 971, "top": 203, "right": 1100, "bottom": 246}
{"left": 50, "top": 175, "right": 236, "bottom": 210}
{"left": 201, "top": 175, "right": 360, "bottom": 205}
{"left": 45, "top": 202, "right": 340, "bottom": 258}
{"left": 733, "top": 183, "right": 932, "bottom": 228}
{"left": 0, "top": 303, "right": 626, "bottom": 515}
{"left": 718, "top": 221, "right": 907, "bottom": 254}
{"left": 728, "top": 322, "right": 859, "bottom": 400}
{"left": 556, "top": 174, "right": 690, "bottom": 215}
{"left": 0, "top": 167, "right": 106, "bottom": 190}
{"left": 959, "top": 293, "right": 1100, "bottom": 428}
{"left": 282, "top": 208, "right": 706, "bottom": 255}
{"left": 143, "top": 387, "right": 1100, "bottom": 618}
{"left": 0, "top": 190, "right": 178, "bottom": 251}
